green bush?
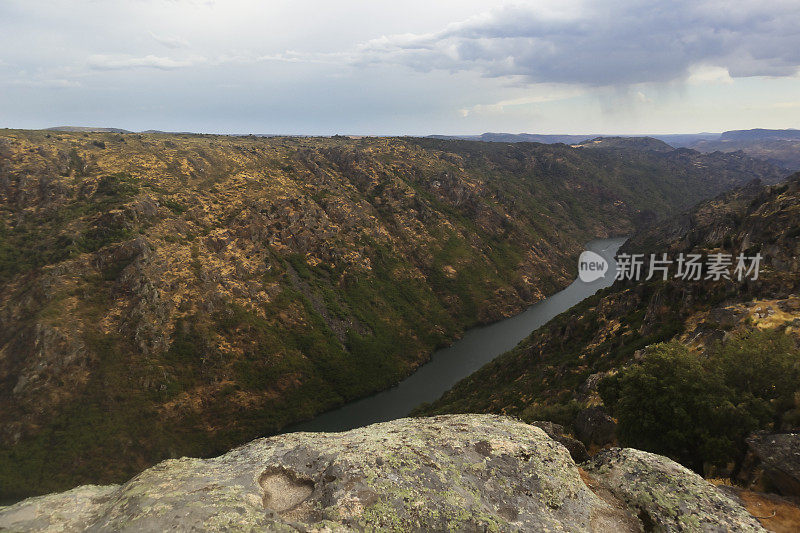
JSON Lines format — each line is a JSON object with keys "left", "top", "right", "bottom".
{"left": 95, "top": 173, "right": 140, "bottom": 198}
{"left": 600, "top": 328, "right": 800, "bottom": 472}
{"left": 710, "top": 328, "right": 800, "bottom": 424}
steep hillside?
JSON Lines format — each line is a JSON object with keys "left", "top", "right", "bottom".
{"left": 0, "top": 130, "right": 784, "bottom": 499}
{"left": 417, "top": 174, "right": 800, "bottom": 470}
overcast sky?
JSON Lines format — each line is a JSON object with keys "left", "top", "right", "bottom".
{"left": 2, "top": 0, "right": 800, "bottom": 135}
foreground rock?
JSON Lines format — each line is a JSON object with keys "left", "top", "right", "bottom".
{"left": 582, "top": 448, "right": 765, "bottom": 532}
{"left": 574, "top": 406, "right": 617, "bottom": 448}
{"left": 739, "top": 432, "right": 800, "bottom": 499}
{"left": 0, "top": 415, "right": 762, "bottom": 532}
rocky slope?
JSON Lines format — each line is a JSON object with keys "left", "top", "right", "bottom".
{"left": 417, "top": 175, "right": 800, "bottom": 472}
{"left": 739, "top": 432, "right": 800, "bottom": 500}
{"left": 0, "top": 130, "right": 784, "bottom": 500}
{"left": 0, "top": 414, "right": 767, "bottom": 532}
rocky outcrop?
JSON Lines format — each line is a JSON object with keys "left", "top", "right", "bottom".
{"left": 0, "top": 415, "right": 765, "bottom": 532}
{"left": 575, "top": 406, "right": 617, "bottom": 448}
{"left": 530, "top": 420, "right": 590, "bottom": 463}
{"left": 582, "top": 448, "right": 765, "bottom": 532}
{"left": 739, "top": 433, "right": 800, "bottom": 499}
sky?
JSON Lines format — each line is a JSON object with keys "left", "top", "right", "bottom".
{"left": 2, "top": 0, "right": 800, "bottom": 136}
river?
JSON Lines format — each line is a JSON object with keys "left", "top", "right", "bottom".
{"left": 285, "top": 236, "right": 627, "bottom": 434}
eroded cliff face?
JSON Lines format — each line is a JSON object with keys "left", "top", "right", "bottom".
{"left": 0, "top": 415, "right": 766, "bottom": 532}
{"left": 0, "top": 130, "right": 784, "bottom": 499}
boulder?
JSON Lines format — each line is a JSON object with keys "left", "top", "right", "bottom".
{"left": 582, "top": 448, "right": 765, "bottom": 532}
{"left": 578, "top": 371, "right": 613, "bottom": 402}
{"left": 739, "top": 433, "right": 800, "bottom": 499}
{"left": 530, "top": 420, "right": 590, "bottom": 463}
{"left": 0, "top": 415, "right": 763, "bottom": 532}
{"left": 575, "top": 406, "right": 617, "bottom": 447}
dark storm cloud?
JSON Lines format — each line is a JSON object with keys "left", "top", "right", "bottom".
{"left": 356, "top": 0, "right": 800, "bottom": 86}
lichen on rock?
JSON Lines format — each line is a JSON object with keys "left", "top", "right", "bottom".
{"left": 582, "top": 447, "right": 766, "bottom": 532}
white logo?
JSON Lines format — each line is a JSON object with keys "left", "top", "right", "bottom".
{"left": 578, "top": 250, "right": 609, "bottom": 283}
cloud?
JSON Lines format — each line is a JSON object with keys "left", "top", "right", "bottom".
{"left": 762, "top": 101, "right": 800, "bottom": 110}
{"left": 354, "top": 0, "right": 800, "bottom": 87}
{"left": 459, "top": 88, "right": 586, "bottom": 116}
{"left": 687, "top": 65, "right": 734, "bottom": 85}
{"left": 149, "top": 31, "right": 190, "bottom": 49}
{"left": 87, "top": 54, "right": 203, "bottom": 70}
{"left": 8, "top": 78, "right": 82, "bottom": 88}
{"left": 254, "top": 51, "right": 344, "bottom": 64}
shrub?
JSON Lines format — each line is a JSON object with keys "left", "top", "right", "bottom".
{"left": 95, "top": 173, "right": 140, "bottom": 198}
{"left": 709, "top": 328, "right": 800, "bottom": 425}
{"left": 600, "top": 328, "right": 800, "bottom": 472}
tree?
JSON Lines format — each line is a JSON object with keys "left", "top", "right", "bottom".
{"left": 599, "top": 328, "right": 800, "bottom": 472}
{"left": 709, "top": 328, "right": 800, "bottom": 428}
{"left": 600, "top": 342, "right": 743, "bottom": 471}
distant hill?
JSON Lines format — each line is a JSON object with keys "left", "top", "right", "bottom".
{"left": 436, "top": 133, "right": 599, "bottom": 144}
{"left": 718, "top": 128, "right": 800, "bottom": 142}
{"left": 47, "top": 127, "right": 198, "bottom": 135}
{"left": 648, "top": 133, "right": 722, "bottom": 147}
{"left": 46, "top": 127, "right": 305, "bottom": 137}
{"left": 46, "top": 126, "right": 132, "bottom": 134}
{"left": 429, "top": 133, "right": 596, "bottom": 144}
{"left": 139, "top": 129, "right": 203, "bottom": 135}
{"left": 46, "top": 127, "right": 800, "bottom": 172}
{"left": 429, "top": 129, "right": 800, "bottom": 171}
{"left": 428, "top": 132, "right": 720, "bottom": 147}
{"left": 689, "top": 129, "right": 800, "bottom": 171}
{"left": 575, "top": 136, "right": 674, "bottom": 152}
